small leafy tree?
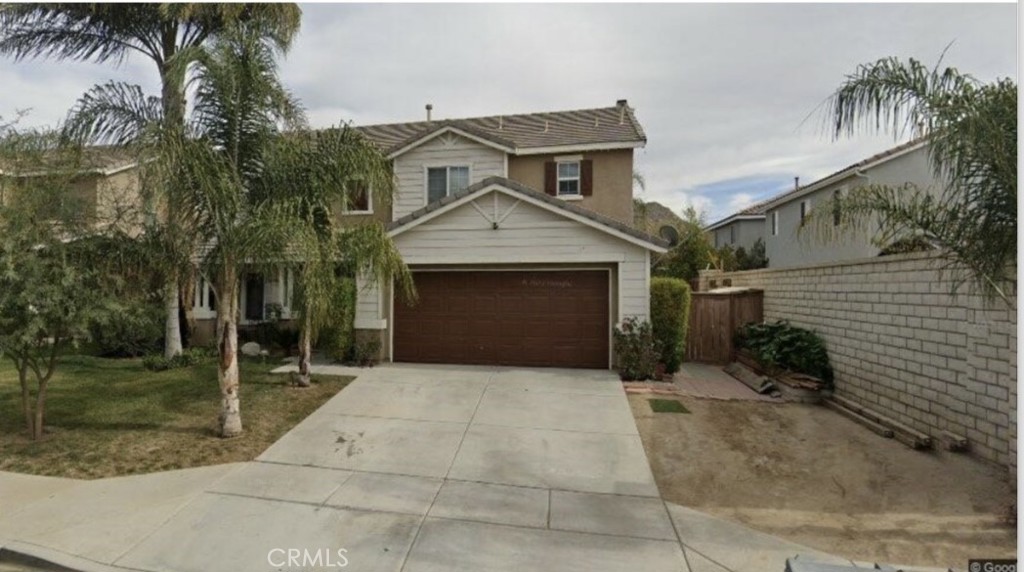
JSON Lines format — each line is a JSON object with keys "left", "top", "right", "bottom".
{"left": 0, "top": 126, "right": 110, "bottom": 439}
{"left": 735, "top": 238, "right": 768, "bottom": 271}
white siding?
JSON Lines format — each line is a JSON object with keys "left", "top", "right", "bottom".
{"left": 354, "top": 274, "right": 386, "bottom": 329}
{"left": 392, "top": 190, "right": 651, "bottom": 321}
{"left": 392, "top": 134, "right": 506, "bottom": 220}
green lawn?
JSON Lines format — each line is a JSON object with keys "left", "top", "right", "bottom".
{"left": 648, "top": 398, "right": 690, "bottom": 414}
{"left": 0, "top": 354, "right": 351, "bottom": 479}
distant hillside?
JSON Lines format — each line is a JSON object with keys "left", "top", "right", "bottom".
{"left": 634, "top": 200, "right": 686, "bottom": 234}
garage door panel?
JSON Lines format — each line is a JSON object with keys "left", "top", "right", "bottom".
{"left": 394, "top": 270, "right": 609, "bottom": 368}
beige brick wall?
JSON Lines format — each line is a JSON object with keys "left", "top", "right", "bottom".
{"left": 700, "top": 252, "right": 1017, "bottom": 469}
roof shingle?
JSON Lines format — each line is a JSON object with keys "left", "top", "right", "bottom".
{"left": 356, "top": 102, "right": 646, "bottom": 156}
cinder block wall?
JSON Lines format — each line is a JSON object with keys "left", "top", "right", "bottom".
{"left": 699, "top": 252, "right": 1017, "bottom": 469}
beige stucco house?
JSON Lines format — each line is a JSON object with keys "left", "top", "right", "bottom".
{"left": 347, "top": 100, "right": 667, "bottom": 368}
{"left": 189, "top": 100, "right": 667, "bottom": 368}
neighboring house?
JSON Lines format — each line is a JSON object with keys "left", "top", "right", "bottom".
{"left": 0, "top": 146, "right": 145, "bottom": 234}
{"left": 703, "top": 199, "right": 769, "bottom": 251}
{"left": 193, "top": 100, "right": 667, "bottom": 368}
{"left": 762, "top": 139, "right": 935, "bottom": 268}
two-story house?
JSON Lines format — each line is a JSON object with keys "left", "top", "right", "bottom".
{"left": 703, "top": 198, "right": 769, "bottom": 251}
{"left": 761, "top": 139, "right": 936, "bottom": 268}
{"left": 705, "top": 139, "right": 938, "bottom": 269}
{"left": 345, "top": 100, "right": 667, "bottom": 368}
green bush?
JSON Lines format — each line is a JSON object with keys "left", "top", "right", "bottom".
{"left": 735, "top": 320, "right": 833, "bottom": 386}
{"left": 650, "top": 277, "right": 692, "bottom": 374}
{"left": 613, "top": 317, "right": 659, "bottom": 381}
{"left": 141, "top": 347, "right": 214, "bottom": 372}
{"left": 320, "top": 277, "right": 357, "bottom": 363}
{"left": 353, "top": 336, "right": 382, "bottom": 367}
{"left": 87, "top": 299, "right": 163, "bottom": 357}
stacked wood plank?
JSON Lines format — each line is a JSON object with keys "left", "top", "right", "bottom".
{"left": 826, "top": 395, "right": 933, "bottom": 450}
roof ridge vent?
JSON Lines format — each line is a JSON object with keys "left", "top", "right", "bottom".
{"left": 544, "top": 119, "right": 549, "bottom": 133}
{"left": 498, "top": 115, "right": 503, "bottom": 130}
{"left": 594, "top": 116, "right": 599, "bottom": 127}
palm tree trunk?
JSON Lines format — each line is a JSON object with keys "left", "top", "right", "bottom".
{"left": 163, "top": 278, "right": 183, "bottom": 359}
{"left": 216, "top": 269, "right": 242, "bottom": 437}
{"left": 296, "top": 311, "right": 312, "bottom": 388}
{"left": 181, "top": 267, "right": 197, "bottom": 345}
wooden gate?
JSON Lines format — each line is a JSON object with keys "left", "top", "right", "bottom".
{"left": 685, "top": 289, "right": 763, "bottom": 364}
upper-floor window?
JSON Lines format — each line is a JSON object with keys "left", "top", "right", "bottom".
{"left": 799, "top": 199, "right": 811, "bottom": 226}
{"left": 557, "top": 161, "right": 580, "bottom": 196}
{"left": 426, "top": 166, "right": 470, "bottom": 203}
{"left": 342, "top": 180, "right": 372, "bottom": 214}
{"left": 771, "top": 211, "right": 778, "bottom": 236}
{"left": 729, "top": 225, "right": 736, "bottom": 244}
{"left": 544, "top": 158, "right": 591, "bottom": 199}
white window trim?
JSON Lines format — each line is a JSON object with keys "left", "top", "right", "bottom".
{"left": 771, "top": 211, "right": 779, "bottom": 236}
{"left": 422, "top": 163, "right": 472, "bottom": 204}
{"left": 341, "top": 180, "right": 373, "bottom": 215}
{"left": 556, "top": 159, "right": 581, "bottom": 198}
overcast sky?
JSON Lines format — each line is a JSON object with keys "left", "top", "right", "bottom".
{"left": 1, "top": 3, "right": 1016, "bottom": 222}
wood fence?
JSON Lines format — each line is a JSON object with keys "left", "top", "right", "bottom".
{"left": 685, "top": 289, "right": 763, "bottom": 364}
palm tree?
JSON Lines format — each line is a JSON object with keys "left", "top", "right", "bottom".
{"left": 804, "top": 55, "right": 1016, "bottom": 304}
{"left": 254, "top": 127, "right": 414, "bottom": 387}
{"left": 68, "top": 22, "right": 410, "bottom": 436}
{"left": 0, "top": 3, "right": 302, "bottom": 359}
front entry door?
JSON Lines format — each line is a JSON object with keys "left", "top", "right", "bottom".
{"left": 245, "top": 275, "right": 265, "bottom": 322}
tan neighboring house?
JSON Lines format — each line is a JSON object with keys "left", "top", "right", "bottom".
{"left": 0, "top": 146, "right": 145, "bottom": 234}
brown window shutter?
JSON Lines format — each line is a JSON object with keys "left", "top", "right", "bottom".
{"left": 544, "top": 161, "right": 557, "bottom": 195}
{"left": 581, "top": 159, "right": 593, "bottom": 196}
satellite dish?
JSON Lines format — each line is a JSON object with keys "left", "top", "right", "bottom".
{"left": 658, "top": 225, "right": 680, "bottom": 247}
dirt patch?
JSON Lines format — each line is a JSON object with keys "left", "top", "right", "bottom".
{"left": 630, "top": 394, "right": 1017, "bottom": 567}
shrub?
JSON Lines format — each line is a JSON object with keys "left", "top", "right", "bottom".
{"left": 735, "top": 320, "right": 834, "bottom": 386}
{"left": 353, "top": 336, "right": 381, "bottom": 367}
{"left": 320, "top": 277, "right": 357, "bottom": 362}
{"left": 613, "top": 317, "right": 659, "bottom": 381}
{"left": 141, "top": 347, "right": 214, "bottom": 372}
{"left": 650, "top": 277, "right": 692, "bottom": 374}
{"left": 87, "top": 299, "right": 163, "bottom": 357}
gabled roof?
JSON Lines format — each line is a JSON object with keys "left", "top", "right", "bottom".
{"left": 356, "top": 101, "right": 647, "bottom": 158}
{"left": 704, "top": 197, "right": 772, "bottom": 231}
{"left": 760, "top": 138, "right": 927, "bottom": 211}
{"left": 705, "top": 138, "right": 928, "bottom": 230}
{"left": 0, "top": 145, "right": 139, "bottom": 177}
{"left": 387, "top": 176, "right": 669, "bottom": 252}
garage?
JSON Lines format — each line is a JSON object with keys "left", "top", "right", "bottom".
{"left": 393, "top": 269, "right": 610, "bottom": 368}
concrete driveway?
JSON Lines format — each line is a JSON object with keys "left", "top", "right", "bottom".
{"left": 0, "top": 364, "right": 903, "bottom": 572}
{"left": 115, "top": 364, "right": 688, "bottom": 571}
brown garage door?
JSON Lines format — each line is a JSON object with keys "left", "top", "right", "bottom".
{"left": 394, "top": 270, "right": 609, "bottom": 368}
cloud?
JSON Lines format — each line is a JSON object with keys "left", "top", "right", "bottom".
{"left": 0, "top": 3, "right": 1015, "bottom": 222}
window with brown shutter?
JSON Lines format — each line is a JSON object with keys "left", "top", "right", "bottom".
{"left": 544, "top": 161, "right": 557, "bottom": 196}
{"left": 580, "top": 159, "right": 593, "bottom": 196}
{"left": 343, "top": 180, "right": 372, "bottom": 214}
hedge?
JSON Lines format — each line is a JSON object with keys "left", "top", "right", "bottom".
{"left": 650, "top": 277, "right": 692, "bottom": 373}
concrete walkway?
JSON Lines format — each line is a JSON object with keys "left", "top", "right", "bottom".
{"left": 0, "top": 364, "right": 949, "bottom": 572}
